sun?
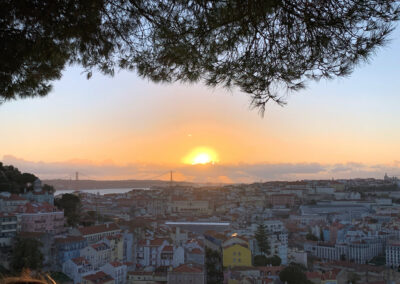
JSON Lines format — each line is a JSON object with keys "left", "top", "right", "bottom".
{"left": 183, "top": 147, "right": 219, "bottom": 165}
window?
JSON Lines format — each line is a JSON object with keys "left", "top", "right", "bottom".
{"left": 233, "top": 252, "right": 236, "bottom": 256}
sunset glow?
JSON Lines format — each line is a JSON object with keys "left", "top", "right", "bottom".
{"left": 183, "top": 147, "right": 219, "bottom": 165}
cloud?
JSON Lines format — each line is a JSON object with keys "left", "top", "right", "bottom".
{"left": 2, "top": 155, "right": 399, "bottom": 183}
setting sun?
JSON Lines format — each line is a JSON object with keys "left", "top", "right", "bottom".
{"left": 183, "top": 147, "right": 219, "bottom": 165}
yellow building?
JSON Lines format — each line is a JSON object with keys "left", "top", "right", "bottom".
{"left": 223, "top": 243, "right": 252, "bottom": 268}
{"left": 104, "top": 234, "right": 124, "bottom": 261}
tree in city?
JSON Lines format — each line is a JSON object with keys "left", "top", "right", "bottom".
{"left": 279, "top": 263, "right": 313, "bottom": 284}
{"left": 1, "top": 1, "right": 399, "bottom": 113}
{"left": 205, "top": 248, "right": 223, "bottom": 284}
{"left": 54, "top": 193, "right": 81, "bottom": 226}
{"left": 10, "top": 237, "right": 44, "bottom": 273}
{"left": 255, "top": 224, "right": 270, "bottom": 255}
{"left": 254, "top": 254, "right": 281, "bottom": 266}
{"left": 0, "top": 163, "right": 39, "bottom": 193}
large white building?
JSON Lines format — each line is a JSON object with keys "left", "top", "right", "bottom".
{"left": 386, "top": 240, "right": 400, "bottom": 268}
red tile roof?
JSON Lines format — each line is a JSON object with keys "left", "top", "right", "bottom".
{"left": 4, "top": 194, "right": 27, "bottom": 201}
{"left": 78, "top": 223, "right": 120, "bottom": 236}
{"left": 109, "top": 261, "right": 124, "bottom": 267}
{"left": 162, "top": 245, "right": 173, "bottom": 252}
{"left": 173, "top": 264, "right": 203, "bottom": 273}
{"left": 83, "top": 271, "right": 114, "bottom": 284}
{"left": 190, "top": 248, "right": 203, "bottom": 254}
{"left": 71, "top": 257, "right": 89, "bottom": 265}
{"left": 55, "top": 235, "right": 85, "bottom": 244}
{"left": 91, "top": 242, "right": 109, "bottom": 251}
{"left": 0, "top": 212, "right": 16, "bottom": 218}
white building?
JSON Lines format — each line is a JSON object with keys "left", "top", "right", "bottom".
{"left": 80, "top": 242, "right": 111, "bottom": 270}
{"left": 101, "top": 261, "right": 127, "bottom": 284}
{"left": 62, "top": 257, "right": 93, "bottom": 284}
{"left": 386, "top": 240, "right": 400, "bottom": 268}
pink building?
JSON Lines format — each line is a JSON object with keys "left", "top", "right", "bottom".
{"left": 16, "top": 202, "right": 65, "bottom": 234}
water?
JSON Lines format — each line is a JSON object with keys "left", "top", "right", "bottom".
{"left": 55, "top": 187, "right": 148, "bottom": 196}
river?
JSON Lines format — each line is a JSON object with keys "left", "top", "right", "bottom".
{"left": 55, "top": 187, "right": 149, "bottom": 196}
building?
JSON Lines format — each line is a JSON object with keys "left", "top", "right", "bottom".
{"left": 102, "top": 234, "right": 124, "bottom": 262}
{"left": 16, "top": 202, "right": 65, "bottom": 234}
{"left": 268, "top": 194, "right": 297, "bottom": 207}
{"left": 136, "top": 238, "right": 170, "bottom": 268}
{"left": 0, "top": 193, "right": 28, "bottom": 213}
{"left": 168, "top": 198, "right": 210, "bottom": 215}
{"left": 167, "top": 263, "right": 205, "bottom": 284}
{"left": 54, "top": 235, "right": 88, "bottom": 268}
{"left": 0, "top": 212, "right": 17, "bottom": 246}
{"left": 223, "top": 243, "right": 252, "bottom": 268}
{"left": 386, "top": 240, "right": 400, "bottom": 269}
{"left": 80, "top": 242, "right": 111, "bottom": 270}
{"left": 127, "top": 271, "right": 167, "bottom": 283}
{"left": 62, "top": 257, "right": 93, "bottom": 284}
{"left": 21, "top": 179, "right": 54, "bottom": 204}
{"left": 73, "top": 223, "right": 121, "bottom": 244}
{"left": 82, "top": 271, "right": 114, "bottom": 284}
{"left": 101, "top": 261, "right": 127, "bottom": 284}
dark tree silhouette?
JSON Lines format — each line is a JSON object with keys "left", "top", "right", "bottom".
{"left": 279, "top": 263, "right": 313, "bottom": 284}
{"left": 54, "top": 193, "right": 81, "bottom": 226}
{"left": 1, "top": 1, "right": 399, "bottom": 112}
{"left": 11, "top": 237, "right": 44, "bottom": 272}
{"left": 255, "top": 224, "right": 270, "bottom": 255}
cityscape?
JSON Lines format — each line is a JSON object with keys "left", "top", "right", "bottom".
{"left": 2, "top": 1, "right": 400, "bottom": 283}
{"left": 2, "top": 163, "right": 400, "bottom": 283}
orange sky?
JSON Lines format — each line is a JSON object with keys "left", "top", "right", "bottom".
{"left": 1, "top": 29, "right": 400, "bottom": 182}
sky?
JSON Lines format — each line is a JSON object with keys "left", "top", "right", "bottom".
{"left": 1, "top": 28, "right": 400, "bottom": 183}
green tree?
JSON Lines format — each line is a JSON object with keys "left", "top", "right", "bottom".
{"left": 42, "top": 184, "right": 55, "bottom": 194}
{"left": 11, "top": 237, "right": 44, "bottom": 273}
{"left": 0, "top": 163, "right": 38, "bottom": 193}
{"left": 253, "top": 254, "right": 268, "bottom": 266}
{"left": 279, "top": 263, "right": 313, "bottom": 284}
{"left": 255, "top": 224, "right": 270, "bottom": 255}
{"left": 320, "top": 227, "right": 325, "bottom": 242}
{"left": 205, "top": 248, "right": 223, "bottom": 284}
{"left": 253, "top": 254, "right": 281, "bottom": 266}
{"left": 1, "top": 1, "right": 399, "bottom": 112}
{"left": 267, "top": 255, "right": 281, "bottom": 266}
{"left": 55, "top": 193, "right": 81, "bottom": 226}
{"left": 306, "top": 233, "right": 318, "bottom": 241}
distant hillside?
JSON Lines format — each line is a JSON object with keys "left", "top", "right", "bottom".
{"left": 43, "top": 179, "right": 199, "bottom": 190}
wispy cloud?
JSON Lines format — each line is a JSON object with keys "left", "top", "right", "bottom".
{"left": 2, "top": 155, "right": 398, "bottom": 183}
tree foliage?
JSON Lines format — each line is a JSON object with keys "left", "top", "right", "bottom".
{"left": 255, "top": 224, "right": 270, "bottom": 255}
{"left": 0, "top": 163, "right": 36, "bottom": 193}
{"left": 279, "top": 263, "right": 313, "bottom": 284}
{"left": 306, "top": 232, "right": 319, "bottom": 241}
{"left": 254, "top": 254, "right": 281, "bottom": 266}
{"left": 1, "top": 0, "right": 399, "bottom": 112}
{"left": 205, "top": 248, "right": 223, "bottom": 284}
{"left": 54, "top": 193, "right": 81, "bottom": 226}
{"left": 10, "top": 237, "right": 44, "bottom": 273}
